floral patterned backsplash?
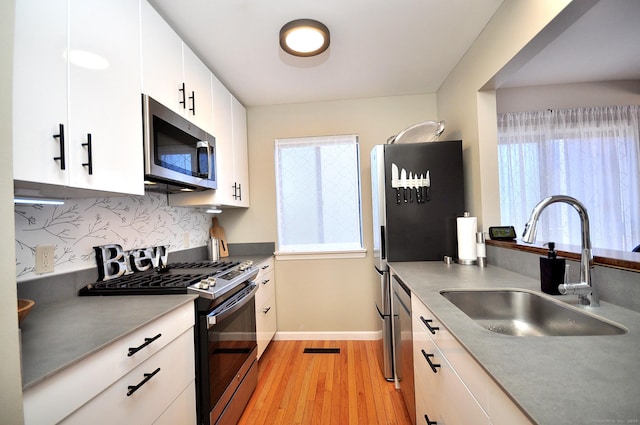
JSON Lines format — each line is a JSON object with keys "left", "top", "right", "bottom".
{"left": 15, "top": 192, "right": 211, "bottom": 281}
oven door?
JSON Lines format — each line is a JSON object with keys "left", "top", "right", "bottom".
{"left": 205, "top": 283, "right": 258, "bottom": 425}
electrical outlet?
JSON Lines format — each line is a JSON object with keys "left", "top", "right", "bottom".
{"left": 35, "top": 245, "right": 55, "bottom": 274}
{"left": 183, "top": 232, "right": 190, "bottom": 248}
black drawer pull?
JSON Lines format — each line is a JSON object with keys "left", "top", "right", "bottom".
{"left": 424, "top": 413, "right": 438, "bottom": 425}
{"left": 189, "top": 91, "right": 195, "bottom": 115}
{"left": 179, "top": 82, "right": 186, "bottom": 108}
{"left": 81, "top": 133, "right": 93, "bottom": 175}
{"left": 53, "top": 123, "right": 66, "bottom": 170}
{"left": 262, "top": 306, "right": 271, "bottom": 314}
{"left": 421, "top": 349, "right": 441, "bottom": 373}
{"left": 420, "top": 316, "right": 439, "bottom": 334}
{"left": 127, "top": 333, "right": 161, "bottom": 357}
{"left": 261, "top": 264, "right": 270, "bottom": 270}
{"left": 261, "top": 279, "right": 270, "bottom": 285}
{"left": 126, "top": 367, "right": 160, "bottom": 396}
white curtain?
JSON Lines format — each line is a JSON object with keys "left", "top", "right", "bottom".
{"left": 497, "top": 105, "right": 640, "bottom": 252}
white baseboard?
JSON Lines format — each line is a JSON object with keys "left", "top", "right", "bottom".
{"left": 273, "top": 330, "right": 382, "bottom": 341}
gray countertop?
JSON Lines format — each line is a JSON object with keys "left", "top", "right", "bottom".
{"left": 20, "top": 295, "right": 197, "bottom": 390}
{"left": 389, "top": 261, "right": 640, "bottom": 425}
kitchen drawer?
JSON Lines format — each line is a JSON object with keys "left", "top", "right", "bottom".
{"left": 257, "top": 293, "right": 277, "bottom": 359}
{"left": 23, "top": 302, "right": 195, "bottom": 425}
{"left": 411, "top": 295, "right": 446, "bottom": 343}
{"left": 413, "top": 314, "right": 490, "bottom": 425}
{"left": 255, "top": 268, "right": 275, "bottom": 308}
{"left": 153, "top": 380, "right": 197, "bottom": 425}
{"left": 60, "top": 328, "right": 195, "bottom": 424}
{"left": 255, "top": 257, "right": 274, "bottom": 282}
{"left": 412, "top": 298, "right": 532, "bottom": 424}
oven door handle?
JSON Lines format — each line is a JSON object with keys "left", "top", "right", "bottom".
{"left": 207, "top": 282, "right": 258, "bottom": 329}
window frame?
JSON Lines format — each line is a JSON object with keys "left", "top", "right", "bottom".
{"left": 273, "top": 134, "right": 366, "bottom": 260}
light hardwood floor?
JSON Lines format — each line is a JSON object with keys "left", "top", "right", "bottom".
{"left": 238, "top": 340, "right": 412, "bottom": 425}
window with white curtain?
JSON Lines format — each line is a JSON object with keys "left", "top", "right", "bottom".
{"left": 274, "top": 135, "right": 364, "bottom": 256}
{"left": 497, "top": 105, "right": 640, "bottom": 252}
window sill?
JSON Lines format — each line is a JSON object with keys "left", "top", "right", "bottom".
{"left": 275, "top": 249, "right": 367, "bottom": 261}
{"left": 486, "top": 239, "right": 640, "bottom": 273}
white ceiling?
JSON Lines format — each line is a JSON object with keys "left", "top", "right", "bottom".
{"left": 499, "top": 0, "right": 640, "bottom": 88}
{"left": 147, "top": 0, "right": 640, "bottom": 107}
{"left": 147, "top": 0, "right": 504, "bottom": 106}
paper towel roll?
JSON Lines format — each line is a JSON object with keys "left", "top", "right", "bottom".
{"left": 457, "top": 213, "right": 477, "bottom": 263}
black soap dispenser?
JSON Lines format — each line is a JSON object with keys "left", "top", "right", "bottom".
{"left": 540, "top": 242, "right": 565, "bottom": 295}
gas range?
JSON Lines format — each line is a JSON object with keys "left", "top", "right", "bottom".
{"left": 78, "top": 260, "right": 258, "bottom": 300}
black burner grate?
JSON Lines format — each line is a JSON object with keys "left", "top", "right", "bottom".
{"left": 78, "top": 271, "right": 206, "bottom": 296}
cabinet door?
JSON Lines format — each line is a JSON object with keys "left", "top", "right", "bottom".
{"left": 140, "top": 0, "right": 184, "bottom": 115}
{"left": 13, "top": 0, "right": 68, "bottom": 186}
{"left": 231, "top": 96, "right": 250, "bottom": 207}
{"left": 210, "top": 74, "right": 234, "bottom": 204}
{"left": 182, "top": 44, "right": 214, "bottom": 134}
{"left": 67, "top": 0, "right": 144, "bottom": 195}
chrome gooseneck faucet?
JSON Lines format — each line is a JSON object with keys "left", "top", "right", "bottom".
{"left": 521, "top": 195, "right": 599, "bottom": 307}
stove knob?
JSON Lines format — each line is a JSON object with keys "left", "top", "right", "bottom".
{"left": 206, "top": 276, "right": 217, "bottom": 286}
{"left": 198, "top": 280, "right": 210, "bottom": 290}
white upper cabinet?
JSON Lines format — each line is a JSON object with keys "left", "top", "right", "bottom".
{"left": 231, "top": 96, "right": 250, "bottom": 207}
{"left": 140, "top": 0, "right": 183, "bottom": 116}
{"left": 140, "top": 1, "right": 213, "bottom": 134}
{"left": 182, "top": 44, "right": 214, "bottom": 133}
{"left": 13, "top": 0, "right": 144, "bottom": 196}
{"left": 169, "top": 76, "right": 250, "bottom": 208}
{"left": 13, "top": 0, "right": 68, "bottom": 187}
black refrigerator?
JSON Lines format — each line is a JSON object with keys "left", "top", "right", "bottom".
{"left": 370, "top": 141, "right": 464, "bottom": 382}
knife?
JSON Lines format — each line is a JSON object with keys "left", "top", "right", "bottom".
{"left": 425, "top": 170, "right": 431, "bottom": 201}
{"left": 391, "top": 163, "right": 401, "bottom": 204}
{"left": 408, "top": 172, "right": 414, "bottom": 202}
{"left": 400, "top": 168, "right": 407, "bottom": 203}
{"left": 416, "top": 173, "right": 423, "bottom": 203}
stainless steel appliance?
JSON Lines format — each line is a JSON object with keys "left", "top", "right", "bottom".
{"left": 79, "top": 259, "right": 258, "bottom": 425}
{"left": 142, "top": 94, "right": 217, "bottom": 191}
{"left": 392, "top": 274, "right": 415, "bottom": 425}
{"left": 370, "top": 141, "right": 464, "bottom": 384}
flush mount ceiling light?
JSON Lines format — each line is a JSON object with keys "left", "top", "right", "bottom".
{"left": 279, "top": 19, "right": 330, "bottom": 57}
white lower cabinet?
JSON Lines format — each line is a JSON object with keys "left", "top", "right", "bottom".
{"left": 412, "top": 297, "right": 532, "bottom": 425}
{"left": 60, "top": 329, "right": 196, "bottom": 425}
{"left": 23, "top": 303, "right": 196, "bottom": 425}
{"left": 255, "top": 257, "right": 277, "bottom": 359}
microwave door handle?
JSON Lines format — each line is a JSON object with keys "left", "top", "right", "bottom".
{"left": 206, "top": 283, "right": 258, "bottom": 329}
{"left": 196, "top": 141, "right": 210, "bottom": 178}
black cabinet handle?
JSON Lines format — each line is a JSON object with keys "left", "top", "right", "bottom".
{"left": 189, "top": 91, "right": 195, "bottom": 115}
{"left": 81, "top": 133, "right": 93, "bottom": 175}
{"left": 424, "top": 414, "right": 438, "bottom": 425}
{"left": 420, "top": 316, "right": 439, "bottom": 334}
{"left": 179, "top": 82, "right": 186, "bottom": 108}
{"left": 237, "top": 183, "right": 242, "bottom": 200}
{"left": 261, "top": 264, "right": 270, "bottom": 270}
{"left": 127, "top": 333, "right": 162, "bottom": 357}
{"left": 262, "top": 306, "right": 271, "bottom": 314}
{"left": 126, "top": 367, "right": 160, "bottom": 396}
{"left": 421, "top": 349, "right": 441, "bottom": 373}
{"left": 53, "top": 123, "right": 66, "bottom": 170}
{"left": 261, "top": 279, "right": 270, "bottom": 285}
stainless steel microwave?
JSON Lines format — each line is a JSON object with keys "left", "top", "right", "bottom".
{"left": 142, "top": 94, "right": 216, "bottom": 190}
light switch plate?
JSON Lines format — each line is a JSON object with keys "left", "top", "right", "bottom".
{"left": 35, "top": 245, "right": 55, "bottom": 274}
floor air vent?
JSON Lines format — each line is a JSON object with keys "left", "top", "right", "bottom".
{"left": 303, "top": 348, "right": 341, "bottom": 354}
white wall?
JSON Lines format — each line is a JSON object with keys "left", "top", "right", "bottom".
{"left": 496, "top": 80, "right": 640, "bottom": 113}
{"left": 436, "top": 0, "right": 574, "bottom": 230}
{"left": 1, "top": 0, "right": 25, "bottom": 423}
{"left": 220, "top": 94, "right": 437, "bottom": 334}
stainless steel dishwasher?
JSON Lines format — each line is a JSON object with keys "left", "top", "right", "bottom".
{"left": 392, "top": 274, "right": 415, "bottom": 424}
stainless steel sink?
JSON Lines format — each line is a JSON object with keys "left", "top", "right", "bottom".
{"left": 440, "top": 289, "right": 626, "bottom": 337}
